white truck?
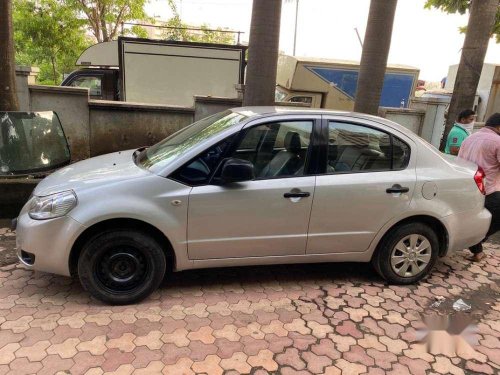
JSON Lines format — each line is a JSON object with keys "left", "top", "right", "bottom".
{"left": 61, "top": 37, "right": 247, "bottom": 107}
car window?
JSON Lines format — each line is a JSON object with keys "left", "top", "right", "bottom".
{"left": 230, "top": 121, "right": 313, "bottom": 179}
{"left": 393, "top": 136, "right": 411, "bottom": 169}
{"left": 69, "top": 76, "right": 102, "bottom": 97}
{"left": 171, "top": 136, "right": 236, "bottom": 186}
{"left": 327, "top": 121, "right": 409, "bottom": 173}
{"left": 290, "top": 96, "right": 313, "bottom": 104}
{"left": 275, "top": 88, "right": 287, "bottom": 102}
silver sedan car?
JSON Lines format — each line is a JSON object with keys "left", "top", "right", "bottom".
{"left": 16, "top": 108, "right": 491, "bottom": 304}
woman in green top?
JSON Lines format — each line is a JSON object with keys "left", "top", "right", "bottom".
{"left": 445, "top": 109, "right": 476, "bottom": 155}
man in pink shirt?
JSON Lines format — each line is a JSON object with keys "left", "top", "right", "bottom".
{"left": 458, "top": 113, "right": 500, "bottom": 261}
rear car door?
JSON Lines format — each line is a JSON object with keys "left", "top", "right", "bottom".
{"left": 306, "top": 116, "right": 417, "bottom": 254}
{"left": 182, "top": 115, "right": 321, "bottom": 260}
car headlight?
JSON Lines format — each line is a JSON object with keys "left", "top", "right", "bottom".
{"left": 29, "top": 190, "right": 77, "bottom": 220}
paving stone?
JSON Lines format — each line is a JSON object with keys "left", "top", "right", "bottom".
{"left": 366, "top": 349, "right": 397, "bottom": 369}
{"left": 465, "top": 360, "right": 495, "bottom": 374}
{"left": 101, "top": 348, "right": 135, "bottom": 372}
{"left": 399, "top": 356, "right": 432, "bottom": 375}
{"left": 432, "top": 356, "right": 465, "bottom": 375}
{"left": 334, "top": 358, "right": 366, "bottom": 375}
{"left": 342, "top": 345, "right": 375, "bottom": 366}
{"left": 301, "top": 351, "right": 332, "bottom": 373}
{"left": 0, "top": 231, "right": 499, "bottom": 375}
{"left": 191, "top": 354, "right": 223, "bottom": 375}
{"left": 0, "top": 343, "right": 20, "bottom": 365}
{"left": 240, "top": 335, "right": 269, "bottom": 356}
{"left": 38, "top": 354, "right": 74, "bottom": 375}
{"left": 70, "top": 352, "right": 105, "bottom": 374}
{"left": 7, "top": 357, "right": 43, "bottom": 375}
{"left": 15, "top": 340, "right": 50, "bottom": 362}
{"left": 77, "top": 335, "right": 107, "bottom": 356}
{"left": 276, "top": 347, "right": 307, "bottom": 370}
{"left": 160, "top": 343, "right": 191, "bottom": 365}
{"left": 131, "top": 346, "right": 163, "bottom": 369}
{"left": 220, "top": 352, "right": 251, "bottom": 373}
{"left": 336, "top": 320, "right": 363, "bottom": 338}
{"left": 161, "top": 357, "right": 194, "bottom": 375}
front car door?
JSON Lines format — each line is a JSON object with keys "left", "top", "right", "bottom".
{"left": 306, "top": 116, "right": 417, "bottom": 254}
{"left": 181, "top": 115, "right": 321, "bottom": 260}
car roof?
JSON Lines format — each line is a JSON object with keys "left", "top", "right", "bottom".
{"left": 230, "top": 106, "right": 416, "bottom": 139}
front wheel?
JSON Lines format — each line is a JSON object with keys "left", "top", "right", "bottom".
{"left": 78, "top": 229, "right": 166, "bottom": 305}
{"left": 373, "top": 223, "right": 439, "bottom": 284}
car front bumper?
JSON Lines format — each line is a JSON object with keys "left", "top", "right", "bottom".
{"left": 16, "top": 212, "right": 86, "bottom": 277}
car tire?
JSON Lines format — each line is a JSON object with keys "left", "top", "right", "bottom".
{"left": 373, "top": 222, "right": 439, "bottom": 285}
{"left": 78, "top": 229, "right": 166, "bottom": 305}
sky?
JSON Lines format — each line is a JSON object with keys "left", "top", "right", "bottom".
{"left": 146, "top": 0, "right": 500, "bottom": 82}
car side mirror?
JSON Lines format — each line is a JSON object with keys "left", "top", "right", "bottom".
{"left": 220, "top": 158, "right": 255, "bottom": 184}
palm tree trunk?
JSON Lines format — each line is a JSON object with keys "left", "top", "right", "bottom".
{"left": 243, "top": 0, "right": 282, "bottom": 106}
{"left": 354, "top": 0, "right": 398, "bottom": 115}
{"left": 0, "top": 0, "right": 20, "bottom": 111}
{"left": 440, "top": 0, "right": 499, "bottom": 151}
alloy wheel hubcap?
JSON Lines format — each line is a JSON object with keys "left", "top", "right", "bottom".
{"left": 390, "top": 234, "right": 432, "bottom": 277}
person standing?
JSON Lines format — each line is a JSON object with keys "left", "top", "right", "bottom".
{"left": 445, "top": 109, "right": 476, "bottom": 155}
{"left": 458, "top": 113, "right": 500, "bottom": 261}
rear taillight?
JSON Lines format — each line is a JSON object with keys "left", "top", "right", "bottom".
{"left": 474, "top": 167, "right": 486, "bottom": 195}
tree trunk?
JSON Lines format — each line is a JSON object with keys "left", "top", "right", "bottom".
{"left": 51, "top": 56, "right": 58, "bottom": 85}
{"left": 354, "top": 0, "right": 398, "bottom": 115}
{"left": 0, "top": 0, "right": 20, "bottom": 111}
{"left": 440, "top": 0, "right": 499, "bottom": 151}
{"left": 243, "top": 0, "right": 282, "bottom": 106}
{"left": 100, "top": 15, "right": 109, "bottom": 42}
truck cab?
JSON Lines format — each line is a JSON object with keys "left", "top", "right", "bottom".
{"left": 275, "top": 86, "right": 323, "bottom": 108}
{"left": 62, "top": 68, "right": 119, "bottom": 101}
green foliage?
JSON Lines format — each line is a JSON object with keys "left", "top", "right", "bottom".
{"left": 13, "top": 0, "right": 91, "bottom": 85}
{"left": 425, "top": 0, "right": 500, "bottom": 42}
{"left": 68, "top": 0, "right": 150, "bottom": 42}
{"left": 161, "top": 0, "right": 236, "bottom": 44}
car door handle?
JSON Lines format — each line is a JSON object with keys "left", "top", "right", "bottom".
{"left": 386, "top": 184, "right": 410, "bottom": 194}
{"left": 284, "top": 191, "right": 311, "bottom": 198}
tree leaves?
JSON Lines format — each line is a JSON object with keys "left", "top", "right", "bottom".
{"left": 425, "top": 0, "right": 500, "bottom": 42}
{"left": 68, "top": 0, "right": 149, "bottom": 42}
{"left": 13, "top": 0, "right": 91, "bottom": 84}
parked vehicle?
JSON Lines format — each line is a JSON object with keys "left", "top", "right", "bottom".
{"left": 15, "top": 108, "right": 490, "bottom": 304}
{"left": 276, "top": 55, "right": 420, "bottom": 110}
{"left": 61, "top": 37, "right": 247, "bottom": 107}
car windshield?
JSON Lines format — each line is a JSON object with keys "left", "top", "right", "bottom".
{"left": 137, "top": 110, "right": 247, "bottom": 173}
{"left": 0, "top": 111, "right": 70, "bottom": 176}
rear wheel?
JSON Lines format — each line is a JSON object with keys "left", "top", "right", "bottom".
{"left": 373, "top": 223, "right": 439, "bottom": 284}
{"left": 78, "top": 229, "right": 166, "bottom": 305}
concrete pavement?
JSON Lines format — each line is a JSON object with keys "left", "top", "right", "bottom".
{"left": 0, "top": 225, "right": 499, "bottom": 374}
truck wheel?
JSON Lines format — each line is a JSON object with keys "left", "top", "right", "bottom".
{"left": 78, "top": 229, "right": 166, "bottom": 305}
{"left": 373, "top": 223, "right": 439, "bottom": 284}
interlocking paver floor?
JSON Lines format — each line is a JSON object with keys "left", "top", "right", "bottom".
{"left": 0, "top": 225, "right": 499, "bottom": 374}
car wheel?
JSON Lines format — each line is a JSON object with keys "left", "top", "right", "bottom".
{"left": 78, "top": 229, "right": 166, "bottom": 305}
{"left": 373, "top": 223, "right": 439, "bottom": 284}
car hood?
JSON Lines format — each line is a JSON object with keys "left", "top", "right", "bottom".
{"left": 34, "top": 150, "right": 151, "bottom": 196}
